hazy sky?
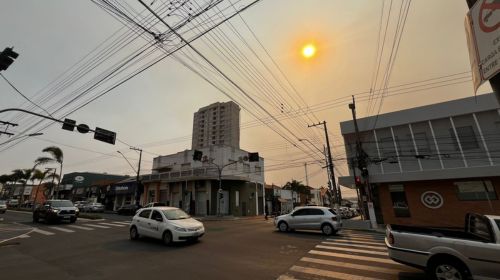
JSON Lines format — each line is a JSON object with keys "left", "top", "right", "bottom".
{"left": 0, "top": 0, "right": 492, "bottom": 198}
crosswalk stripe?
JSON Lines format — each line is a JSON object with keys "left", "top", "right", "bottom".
{"left": 326, "top": 238, "right": 385, "bottom": 247}
{"left": 340, "top": 234, "right": 385, "bottom": 240}
{"left": 290, "top": 265, "right": 386, "bottom": 280}
{"left": 19, "top": 234, "right": 30, "bottom": 238}
{"left": 276, "top": 274, "right": 304, "bottom": 280}
{"left": 322, "top": 241, "right": 387, "bottom": 251}
{"left": 341, "top": 230, "right": 385, "bottom": 237}
{"left": 333, "top": 236, "right": 385, "bottom": 243}
{"left": 98, "top": 222, "right": 125, "bottom": 227}
{"left": 49, "top": 226, "right": 75, "bottom": 233}
{"left": 316, "top": 245, "right": 388, "bottom": 256}
{"left": 109, "top": 221, "right": 130, "bottom": 225}
{"left": 300, "top": 257, "right": 402, "bottom": 275}
{"left": 86, "top": 224, "right": 110, "bottom": 229}
{"left": 68, "top": 225, "right": 94, "bottom": 231}
{"left": 33, "top": 228, "right": 55, "bottom": 236}
{"left": 309, "top": 250, "right": 396, "bottom": 265}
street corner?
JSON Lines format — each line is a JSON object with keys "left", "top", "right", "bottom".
{"left": 0, "top": 222, "right": 35, "bottom": 245}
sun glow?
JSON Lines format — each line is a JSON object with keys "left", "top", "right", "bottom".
{"left": 302, "top": 44, "right": 317, "bottom": 58}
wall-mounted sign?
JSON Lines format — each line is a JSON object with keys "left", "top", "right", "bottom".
{"left": 421, "top": 191, "right": 444, "bottom": 209}
{"left": 75, "top": 176, "right": 85, "bottom": 182}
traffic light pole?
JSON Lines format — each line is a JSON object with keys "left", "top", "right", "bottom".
{"left": 130, "top": 147, "right": 143, "bottom": 207}
{"left": 349, "top": 96, "right": 377, "bottom": 228}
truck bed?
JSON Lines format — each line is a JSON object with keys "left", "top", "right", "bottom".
{"left": 389, "top": 224, "right": 487, "bottom": 242}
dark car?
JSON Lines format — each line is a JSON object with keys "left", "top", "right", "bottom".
{"left": 33, "top": 200, "right": 79, "bottom": 223}
{"left": 117, "top": 204, "right": 141, "bottom": 215}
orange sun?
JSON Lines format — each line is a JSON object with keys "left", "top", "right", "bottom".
{"left": 301, "top": 44, "right": 317, "bottom": 58}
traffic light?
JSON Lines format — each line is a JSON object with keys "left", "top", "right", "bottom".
{"left": 193, "top": 150, "right": 203, "bottom": 161}
{"left": 355, "top": 176, "right": 362, "bottom": 187}
{"left": 0, "top": 47, "right": 19, "bottom": 71}
{"left": 248, "top": 152, "right": 259, "bottom": 162}
{"left": 61, "top": 118, "right": 76, "bottom": 131}
{"left": 94, "top": 127, "right": 116, "bottom": 145}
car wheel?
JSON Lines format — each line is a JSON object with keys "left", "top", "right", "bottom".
{"left": 321, "top": 224, "right": 334, "bottom": 236}
{"left": 70, "top": 217, "right": 77, "bottom": 223}
{"left": 33, "top": 214, "right": 39, "bottom": 223}
{"left": 162, "top": 231, "right": 173, "bottom": 246}
{"left": 129, "top": 226, "right": 139, "bottom": 240}
{"left": 428, "top": 258, "right": 469, "bottom": 280}
{"left": 278, "top": 221, "right": 289, "bottom": 232}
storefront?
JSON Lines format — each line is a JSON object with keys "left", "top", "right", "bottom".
{"left": 108, "top": 181, "right": 137, "bottom": 211}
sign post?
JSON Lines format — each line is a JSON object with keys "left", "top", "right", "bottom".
{"left": 465, "top": 0, "right": 500, "bottom": 95}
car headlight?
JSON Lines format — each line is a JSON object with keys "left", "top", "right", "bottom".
{"left": 51, "top": 208, "right": 59, "bottom": 213}
{"left": 174, "top": 227, "right": 187, "bottom": 232}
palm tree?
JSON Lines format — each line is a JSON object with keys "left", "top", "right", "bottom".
{"left": 31, "top": 170, "right": 59, "bottom": 207}
{"left": 12, "top": 169, "right": 33, "bottom": 203}
{"left": 36, "top": 146, "right": 64, "bottom": 198}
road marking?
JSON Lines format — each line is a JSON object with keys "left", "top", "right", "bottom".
{"left": 49, "top": 226, "right": 75, "bottom": 233}
{"left": 290, "top": 265, "right": 386, "bottom": 280}
{"left": 98, "top": 222, "right": 125, "bottom": 227}
{"left": 322, "top": 241, "right": 387, "bottom": 251}
{"left": 85, "top": 224, "right": 110, "bottom": 229}
{"left": 326, "top": 238, "right": 385, "bottom": 247}
{"left": 68, "top": 225, "right": 94, "bottom": 231}
{"left": 18, "top": 234, "right": 30, "bottom": 238}
{"left": 308, "top": 250, "right": 396, "bottom": 265}
{"left": 316, "top": 244, "right": 388, "bottom": 256}
{"left": 109, "top": 221, "right": 130, "bottom": 225}
{"left": 340, "top": 234, "right": 385, "bottom": 240}
{"left": 33, "top": 228, "right": 55, "bottom": 235}
{"left": 300, "top": 257, "right": 402, "bottom": 274}
{"left": 334, "top": 236, "right": 385, "bottom": 243}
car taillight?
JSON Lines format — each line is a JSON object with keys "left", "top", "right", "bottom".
{"left": 332, "top": 216, "right": 338, "bottom": 221}
{"left": 388, "top": 233, "right": 394, "bottom": 245}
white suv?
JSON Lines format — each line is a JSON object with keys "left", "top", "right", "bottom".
{"left": 129, "top": 206, "right": 205, "bottom": 245}
{"left": 274, "top": 206, "right": 341, "bottom": 235}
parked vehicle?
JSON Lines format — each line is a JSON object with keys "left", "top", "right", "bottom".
{"left": 33, "top": 200, "right": 79, "bottom": 223}
{"left": 386, "top": 213, "right": 500, "bottom": 280}
{"left": 117, "top": 204, "right": 141, "bottom": 215}
{"left": 129, "top": 206, "right": 204, "bottom": 245}
{"left": 274, "top": 206, "right": 341, "bottom": 235}
{"left": 0, "top": 200, "right": 7, "bottom": 214}
{"left": 7, "top": 199, "right": 19, "bottom": 208}
{"left": 74, "top": 201, "right": 88, "bottom": 210}
{"left": 83, "top": 202, "right": 104, "bottom": 213}
{"left": 143, "top": 202, "right": 166, "bottom": 208}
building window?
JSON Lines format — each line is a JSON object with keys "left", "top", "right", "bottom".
{"left": 455, "top": 181, "right": 497, "bottom": 201}
{"left": 451, "top": 126, "right": 479, "bottom": 151}
{"left": 413, "top": 132, "right": 431, "bottom": 154}
{"left": 389, "top": 184, "right": 410, "bottom": 217}
{"left": 235, "top": 191, "right": 239, "bottom": 207}
{"left": 243, "top": 164, "right": 250, "bottom": 173}
{"left": 255, "top": 166, "right": 261, "bottom": 175}
{"left": 212, "top": 141, "right": 216, "bottom": 144}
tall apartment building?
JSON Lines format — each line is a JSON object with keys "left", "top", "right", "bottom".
{"left": 192, "top": 101, "right": 240, "bottom": 149}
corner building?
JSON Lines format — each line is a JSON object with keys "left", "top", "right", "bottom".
{"left": 338, "top": 93, "right": 500, "bottom": 227}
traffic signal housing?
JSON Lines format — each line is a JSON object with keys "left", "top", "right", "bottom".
{"left": 248, "top": 152, "right": 259, "bottom": 162}
{"left": 355, "top": 176, "right": 362, "bottom": 187}
{"left": 193, "top": 150, "right": 203, "bottom": 161}
{"left": 0, "top": 47, "right": 19, "bottom": 71}
{"left": 94, "top": 127, "right": 116, "bottom": 145}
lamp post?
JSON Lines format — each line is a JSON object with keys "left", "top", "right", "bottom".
{"left": 207, "top": 160, "right": 239, "bottom": 216}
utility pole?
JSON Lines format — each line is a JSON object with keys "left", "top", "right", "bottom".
{"left": 308, "top": 121, "right": 341, "bottom": 212}
{"left": 349, "top": 96, "right": 377, "bottom": 228}
{"left": 304, "top": 162, "right": 309, "bottom": 187}
{"left": 130, "top": 147, "right": 143, "bottom": 207}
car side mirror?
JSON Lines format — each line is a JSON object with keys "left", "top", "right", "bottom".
{"left": 155, "top": 217, "right": 163, "bottom": 222}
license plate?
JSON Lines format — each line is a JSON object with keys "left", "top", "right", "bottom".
{"left": 62, "top": 215, "right": 71, "bottom": 219}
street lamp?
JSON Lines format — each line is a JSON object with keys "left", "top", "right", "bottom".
{"left": 117, "top": 148, "right": 142, "bottom": 207}
{"left": 206, "top": 159, "right": 239, "bottom": 217}
{"left": 298, "top": 138, "right": 323, "bottom": 154}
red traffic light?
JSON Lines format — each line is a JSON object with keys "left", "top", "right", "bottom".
{"left": 355, "top": 176, "right": 362, "bottom": 186}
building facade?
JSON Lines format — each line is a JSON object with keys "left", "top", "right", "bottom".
{"left": 192, "top": 101, "right": 240, "bottom": 150}
{"left": 141, "top": 145, "right": 264, "bottom": 216}
{"left": 338, "top": 93, "right": 500, "bottom": 227}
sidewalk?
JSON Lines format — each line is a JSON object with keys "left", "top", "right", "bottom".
{"left": 194, "top": 215, "right": 265, "bottom": 221}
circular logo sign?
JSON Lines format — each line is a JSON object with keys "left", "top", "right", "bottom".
{"left": 421, "top": 191, "right": 443, "bottom": 209}
{"left": 74, "top": 176, "right": 85, "bottom": 182}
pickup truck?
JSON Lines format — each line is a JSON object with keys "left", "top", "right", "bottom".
{"left": 386, "top": 213, "right": 500, "bottom": 280}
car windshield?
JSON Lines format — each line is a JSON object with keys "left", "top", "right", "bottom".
{"left": 50, "top": 201, "right": 74, "bottom": 207}
{"left": 162, "top": 209, "right": 190, "bottom": 220}
{"left": 495, "top": 219, "right": 500, "bottom": 231}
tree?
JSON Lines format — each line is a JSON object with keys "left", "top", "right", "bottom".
{"left": 36, "top": 146, "right": 64, "bottom": 198}
{"left": 284, "top": 179, "right": 311, "bottom": 205}
{"left": 31, "top": 170, "right": 59, "bottom": 207}
{"left": 12, "top": 169, "right": 33, "bottom": 202}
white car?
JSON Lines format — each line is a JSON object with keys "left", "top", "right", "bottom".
{"left": 129, "top": 206, "right": 204, "bottom": 245}
{"left": 274, "top": 206, "right": 341, "bottom": 235}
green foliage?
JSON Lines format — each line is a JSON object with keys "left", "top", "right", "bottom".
{"left": 284, "top": 179, "right": 311, "bottom": 195}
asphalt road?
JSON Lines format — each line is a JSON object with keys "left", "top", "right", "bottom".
{"left": 0, "top": 210, "right": 427, "bottom": 280}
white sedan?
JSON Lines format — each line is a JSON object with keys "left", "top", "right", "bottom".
{"left": 129, "top": 206, "right": 205, "bottom": 245}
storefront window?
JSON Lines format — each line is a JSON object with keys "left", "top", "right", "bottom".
{"left": 455, "top": 181, "right": 497, "bottom": 201}
{"left": 389, "top": 184, "right": 410, "bottom": 217}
